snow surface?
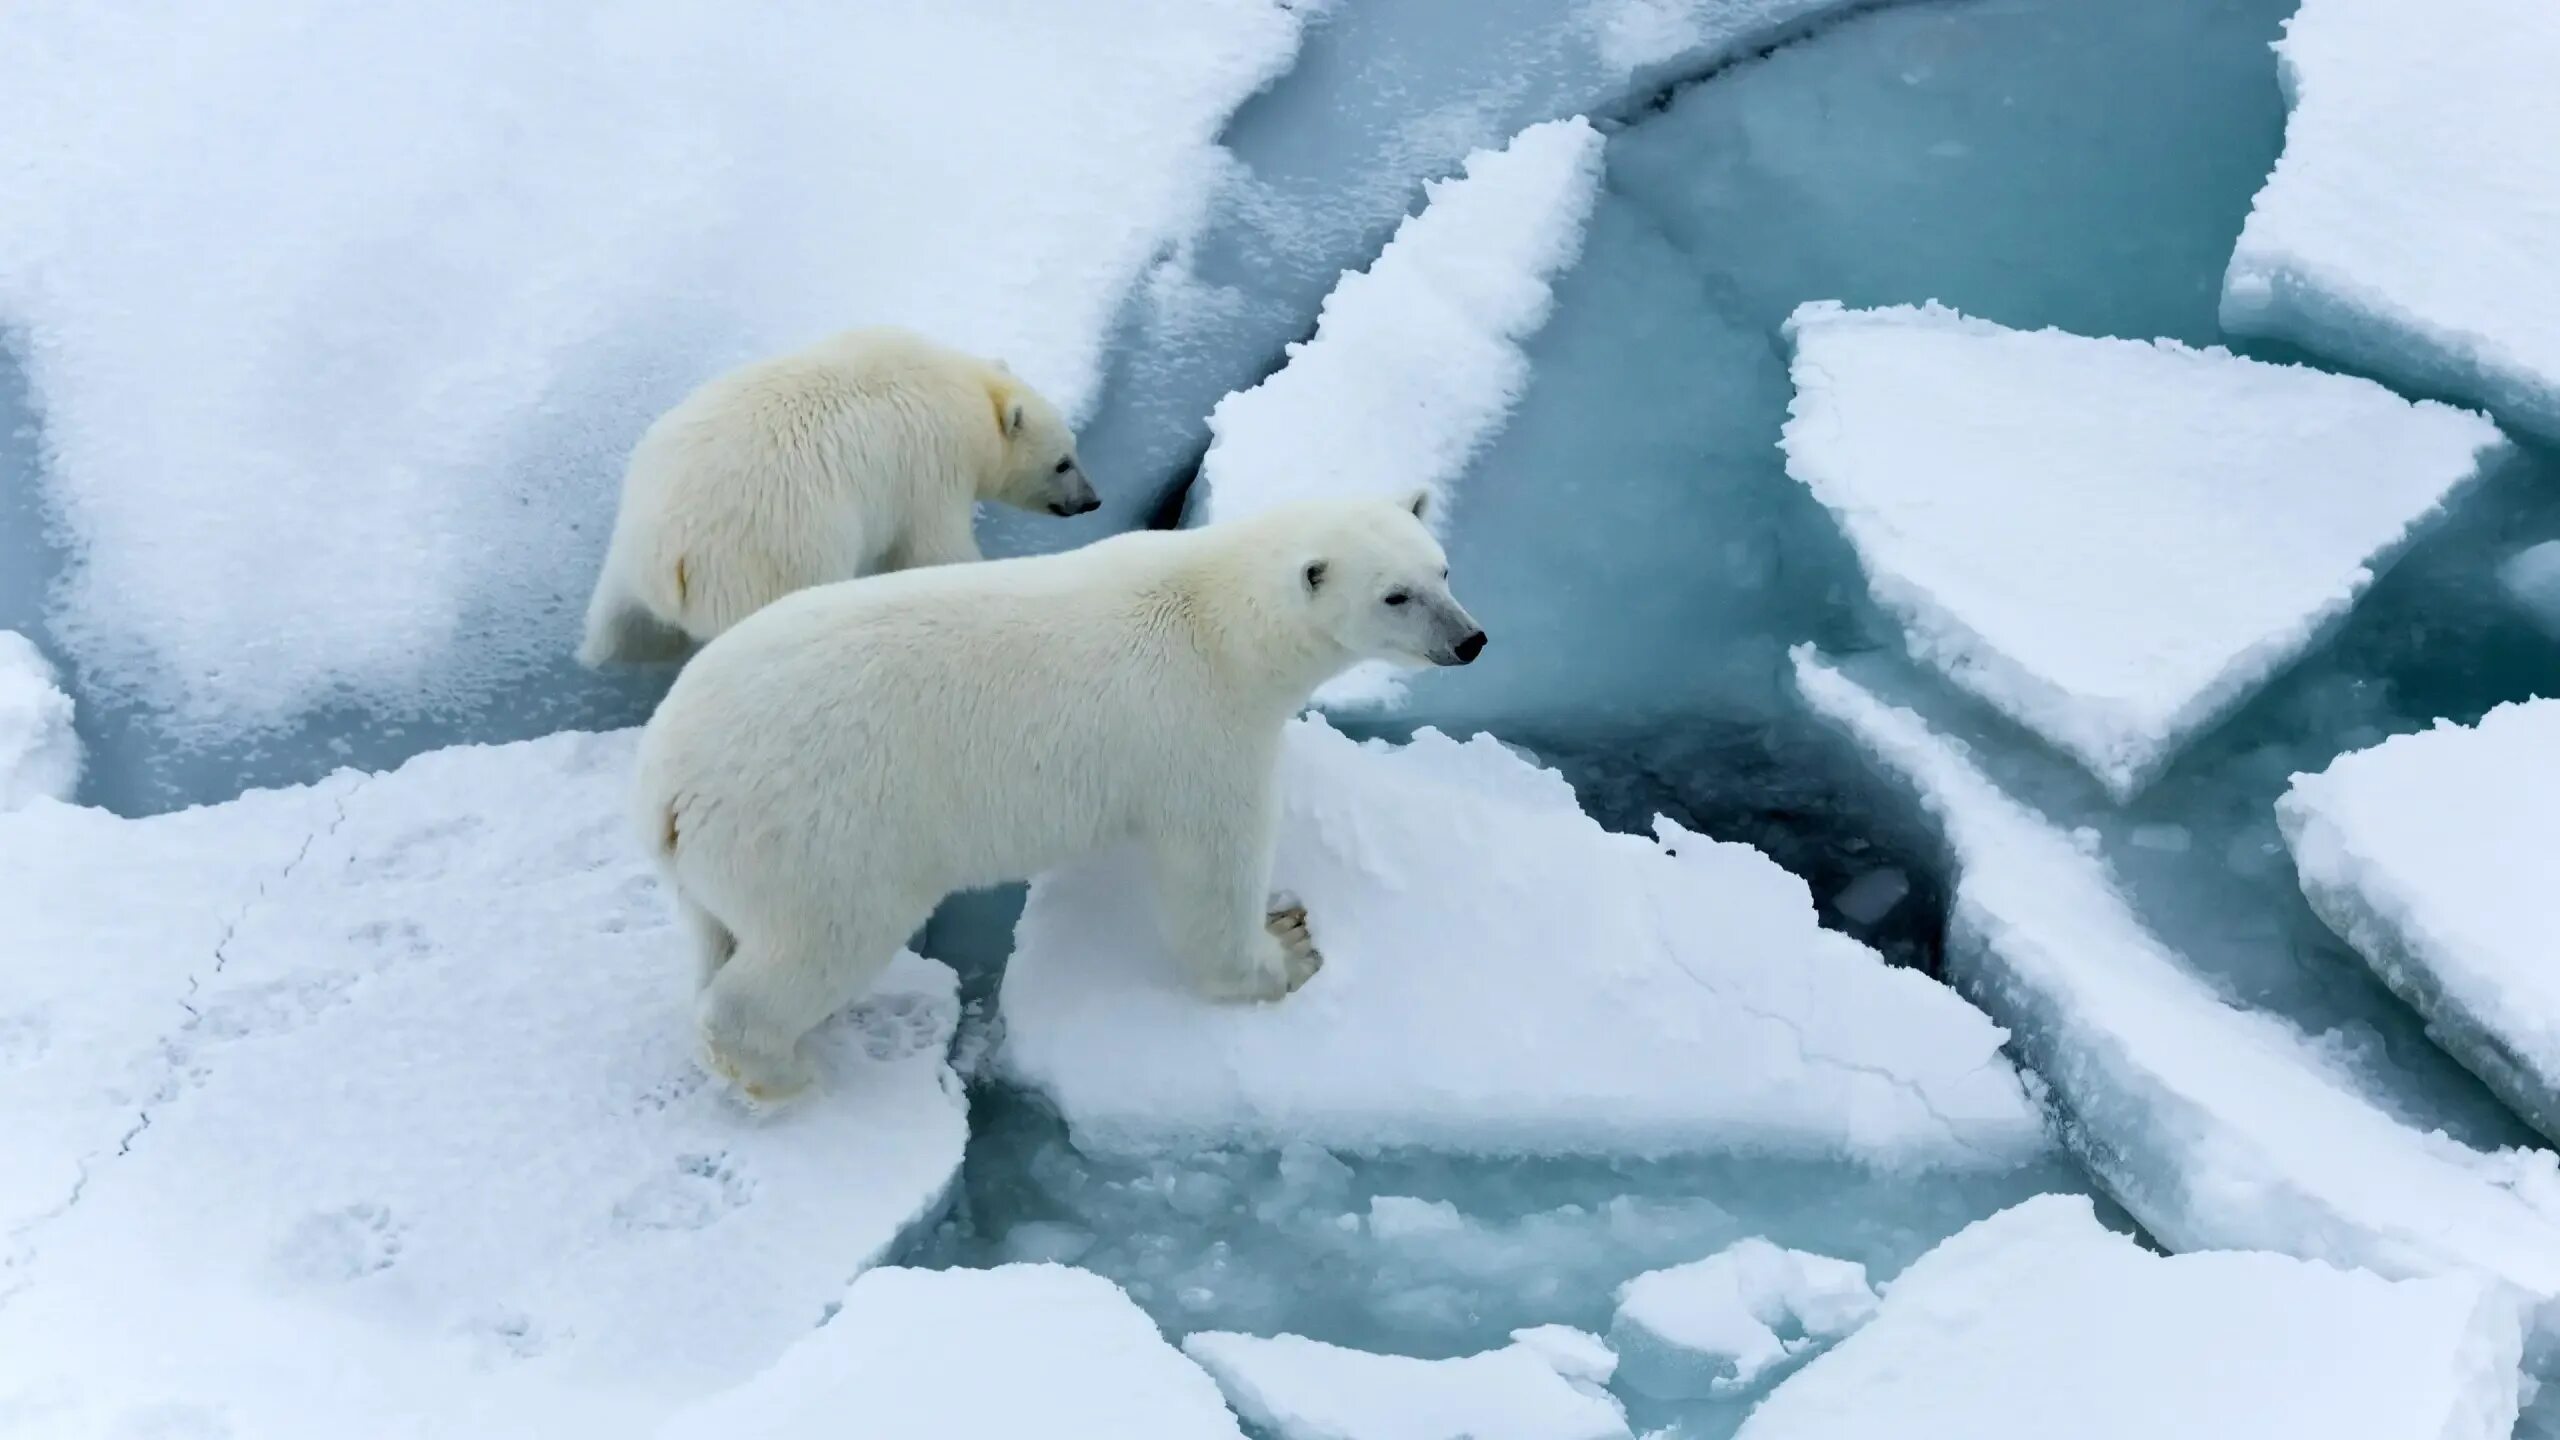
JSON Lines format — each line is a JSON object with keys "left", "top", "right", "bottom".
{"left": 2281, "top": 700, "right": 2560, "bottom": 1146}
{"left": 1781, "top": 301, "right": 2507, "bottom": 799}
{"left": 1735, "top": 1193, "right": 2527, "bottom": 1440}
{"left": 1000, "top": 715, "right": 2045, "bottom": 1165}
{"left": 0, "top": 731, "right": 969, "bottom": 1436}
{"left": 1196, "top": 116, "right": 1606, "bottom": 709}
{"left": 1610, "top": 1238, "right": 1876, "bottom": 1397}
{"left": 1185, "top": 1329, "right": 1629, "bottom": 1440}
{"left": 1794, "top": 649, "right": 2560, "bottom": 1330}
{"left": 0, "top": 631, "right": 79, "bottom": 807}
{"left": 2222, "top": 0, "right": 2560, "bottom": 443}
{"left": 661, "top": 1264, "right": 1246, "bottom": 1439}
{"left": 0, "top": 1, "right": 1306, "bottom": 736}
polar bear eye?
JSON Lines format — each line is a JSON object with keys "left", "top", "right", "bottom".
{"left": 1383, "top": 590, "right": 1410, "bottom": 607}
{"left": 1053, "top": 457, "right": 1074, "bottom": 474}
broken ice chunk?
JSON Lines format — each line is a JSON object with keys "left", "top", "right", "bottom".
{"left": 0, "top": 731, "right": 969, "bottom": 1433}
{"left": 1736, "top": 1193, "right": 2526, "bottom": 1440}
{"left": 1000, "top": 716, "right": 2047, "bottom": 1166}
{"left": 2498, "top": 541, "right": 2560, "bottom": 642}
{"left": 662, "top": 1264, "right": 1245, "bottom": 1439}
{"left": 1196, "top": 116, "right": 1607, "bottom": 709}
{"left": 1609, "top": 1238, "right": 1877, "bottom": 1399}
{"left": 1781, "top": 301, "right": 2507, "bottom": 799}
{"left": 1793, "top": 649, "right": 2560, "bottom": 1327}
{"left": 1509, "top": 1324, "right": 1621, "bottom": 1389}
{"left": 0, "top": 631, "right": 78, "bottom": 808}
{"left": 2221, "top": 0, "right": 2560, "bottom": 443}
{"left": 2282, "top": 700, "right": 2560, "bottom": 1146}
{"left": 1184, "top": 1330, "right": 1629, "bottom": 1440}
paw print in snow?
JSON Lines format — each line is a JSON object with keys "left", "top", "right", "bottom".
{"left": 350, "top": 815, "right": 487, "bottom": 882}
{"left": 850, "top": 991, "right": 952, "bottom": 1063}
{"left": 195, "top": 972, "right": 356, "bottom": 1041}
{"left": 631, "top": 1065, "right": 709, "bottom": 1115}
{"left": 273, "top": 1203, "right": 404, "bottom": 1284}
{"left": 613, "top": 1153, "right": 754, "bottom": 1232}
{"left": 346, "top": 917, "right": 433, "bottom": 963}
{"left": 0, "top": 1011, "right": 48, "bottom": 1070}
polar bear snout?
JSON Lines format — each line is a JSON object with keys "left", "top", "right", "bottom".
{"left": 1447, "top": 629, "right": 1488, "bottom": 665}
{"left": 1044, "top": 466, "right": 1102, "bottom": 517}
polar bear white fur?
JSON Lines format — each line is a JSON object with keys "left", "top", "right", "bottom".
{"left": 580, "top": 326, "right": 1099, "bottom": 664}
{"left": 635, "top": 493, "right": 1486, "bottom": 1102}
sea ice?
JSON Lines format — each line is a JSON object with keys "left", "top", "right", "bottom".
{"left": 660, "top": 1264, "right": 1245, "bottom": 1440}
{"left": 2281, "top": 700, "right": 2560, "bottom": 1146}
{"left": 0, "top": 630, "right": 78, "bottom": 807}
{"left": 1195, "top": 116, "right": 1605, "bottom": 708}
{"left": 0, "top": 731, "right": 969, "bottom": 1436}
{"left": 2499, "top": 541, "right": 2560, "bottom": 643}
{"left": 1781, "top": 301, "right": 2507, "bottom": 799}
{"left": 0, "top": 0, "right": 1305, "bottom": 738}
{"left": 2221, "top": 0, "right": 2560, "bottom": 442}
{"left": 1184, "top": 1329, "right": 1629, "bottom": 1440}
{"left": 1795, "top": 649, "right": 2560, "bottom": 1326}
{"left": 1609, "top": 1238, "right": 1877, "bottom": 1398}
{"left": 1735, "top": 1193, "right": 2527, "bottom": 1440}
{"left": 1000, "top": 715, "right": 2046, "bottom": 1165}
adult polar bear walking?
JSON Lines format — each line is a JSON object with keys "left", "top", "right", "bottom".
{"left": 636, "top": 493, "right": 1486, "bottom": 1103}
{"left": 579, "top": 326, "right": 1100, "bottom": 664}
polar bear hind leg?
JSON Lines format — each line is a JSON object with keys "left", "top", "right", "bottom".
{"left": 694, "top": 889, "right": 936, "bottom": 1105}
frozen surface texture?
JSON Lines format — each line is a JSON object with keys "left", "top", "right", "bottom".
{"left": 1609, "top": 1238, "right": 1876, "bottom": 1398}
{"left": 2222, "top": 0, "right": 2560, "bottom": 442}
{"left": 2282, "top": 700, "right": 2560, "bottom": 1145}
{"left": 0, "top": 732, "right": 968, "bottom": 1436}
{"left": 0, "top": 1, "right": 1305, "bottom": 738}
{"left": 1001, "top": 716, "right": 2045, "bottom": 1165}
{"left": 1185, "top": 1329, "right": 1629, "bottom": 1440}
{"left": 1794, "top": 650, "right": 2560, "bottom": 1326}
{"left": 1781, "top": 301, "right": 2507, "bottom": 799}
{"left": 1197, "top": 116, "right": 1605, "bottom": 708}
{"left": 1736, "top": 1193, "right": 2526, "bottom": 1440}
{"left": 0, "top": 631, "right": 78, "bottom": 806}
{"left": 661, "top": 1264, "right": 1245, "bottom": 1440}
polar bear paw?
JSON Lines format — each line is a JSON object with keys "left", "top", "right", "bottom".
{"left": 1263, "top": 895, "right": 1324, "bottom": 995}
{"left": 696, "top": 1029, "right": 817, "bottom": 1109}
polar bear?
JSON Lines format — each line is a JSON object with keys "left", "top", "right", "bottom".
{"left": 635, "top": 492, "right": 1485, "bottom": 1102}
{"left": 579, "top": 326, "right": 1099, "bottom": 664}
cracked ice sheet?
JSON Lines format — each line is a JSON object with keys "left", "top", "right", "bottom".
{"left": 2282, "top": 700, "right": 2560, "bottom": 1147}
{"left": 0, "top": 1, "right": 1304, "bottom": 738}
{"left": 2222, "top": 0, "right": 2560, "bottom": 443}
{"left": 0, "top": 732, "right": 967, "bottom": 1437}
{"left": 1000, "top": 716, "right": 2046, "bottom": 1167}
{"left": 1793, "top": 649, "right": 2560, "bottom": 1327}
{"left": 1781, "top": 301, "right": 2507, "bottom": 800}
{"left": 1736, "top": 1194, "right": 2526, "bottom": 1440}
{"left": 1195, "top": 116, "right": 1605, "bottom": 710}
{"left": 1184, "top": 1330, "right": 1629, "bottom": 1440}
{"left": 662, "top": 1264, "right": 1245, "bottom": 1440}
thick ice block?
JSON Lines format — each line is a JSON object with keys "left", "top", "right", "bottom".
{"left": 0, "top": 732, "right": 969, "bottom": 1434}
{"left": 1197, "top": 117, "right": 1605, "bottom": 708}
{"left": 1794, "top": 649, "right": 2560, "bottom": 1324}
{"left": 1736, "top": 1194, "right": 2526, "bottom": 1440}
{"left": 1184, "top": 1329, "right": 1628, "bottom": 1440}
{"left": 1609, "top": 1238, "right": 1877, "bottom": 1397}
{"left": 0, "top": 630, "right": 78, "bottom": 807}
{"left": 1782, "top": 301, "right": 2506, "bottom": 799}
{"left": 661, "top": 1264, "right": 1245, "bottom": 1440}
{"left": 2282, "top": 700, "right": 2560, "bottom": 1145}
{"left": 2222, "top": 0, "right": 2560, "bottom": 442}
{"left": 1000, "top": 716, "right": 2046, "bottom": 1165}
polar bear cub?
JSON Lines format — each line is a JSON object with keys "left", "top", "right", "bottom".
{"left": 635, "top": 492, "right": 1486, "bottom": 1102}
{"left": 579, "top": 326, "right": 1098, "bottom": 664}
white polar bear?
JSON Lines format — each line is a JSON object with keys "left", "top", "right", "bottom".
{"left": 634, "top": 493, "right": 1486, "bottom": 1102}
{"left": 579, "top": 326, "right": 1099, "bottom": 664}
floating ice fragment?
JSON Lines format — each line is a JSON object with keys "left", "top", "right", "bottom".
{"left": 1610, "top": 1238, "right": 1877, "bottom": 1398}
{"left": 1782, "top": 301, "right": 2506, "bottom": 799}
{"left": 2498, "top": 542, "right": 2560, "bottom": 643}
{"left": 0, "top": 631, "right": 79, "bottom": 808}
{"left": 1185, "top": 1329, "right": 1629, "bottom": 1440}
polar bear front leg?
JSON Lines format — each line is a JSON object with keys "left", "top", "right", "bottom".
{"left": 1145, "top": 788, "right": 1322, "bottom": 1003}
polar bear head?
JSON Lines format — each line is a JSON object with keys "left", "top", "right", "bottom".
{"left": 988, "top": 378, "right": 1100, "bottom": 518}
{"left": 1294, "top": 490, "right": 1485, "bottom": 669}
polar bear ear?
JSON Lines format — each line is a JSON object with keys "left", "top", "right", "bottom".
{"left": 1004, "top": 399, "right": 1026, "bottom": 439}
{"left": 1403, "top": 487, "right": 1432, "bottom": 522}
{"left": 991, "top": 357, "right": 1013, "bottom": 375}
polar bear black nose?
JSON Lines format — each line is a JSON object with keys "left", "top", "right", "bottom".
{"left": 1453, "top": 630, "right": 1487, "bottom": 664}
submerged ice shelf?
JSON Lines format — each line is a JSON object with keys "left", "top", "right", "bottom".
{"left": 1184, "top": 1329, "right": 1630, "bottom": 1440}
{"left": 2282, "top": 700, "right": 2560, "bottom": 1148}
{"left": 1781, "top": 301, "right": 2508, "bottom": 800}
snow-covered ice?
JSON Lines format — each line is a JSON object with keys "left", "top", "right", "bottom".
{"left": 661, "top": 1264, "right": 1245, "bottom": 1440}
{"left": 0, "top": 631, "right": 78, "bottom": 807}
{"left": 0, "top": 732, "right": 968, "bottom": 1436}
{"left": 1609, "top": 1238, "right": 1876, "bottom": 1398}
{"left": 0, "top": 0, "right": 1305, "bottom": 737}
{"left": 1794, "top": 649, "right": 2560, "bottom": 1325}
{"left": 2281, "top": 700, "right": 2560, "bottom": 1146}
{"left": 1197, "top": 116, "right": 1605, "bottom": 709}
{"left": 1000, "top": 715, "right": 2046, "bottom": 1166}
{"left": 1185, "top": 1329, "right": 1629, "bottom": 1440}
{"left": 1735, "top": 1193, "right": 2527, "bottom": 1440}
{"left": 2222, "top": 0, "right": 2560, "bottom": 442}
{"left": 1781, "top": 301, "right": 2507, "bottom": 799}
